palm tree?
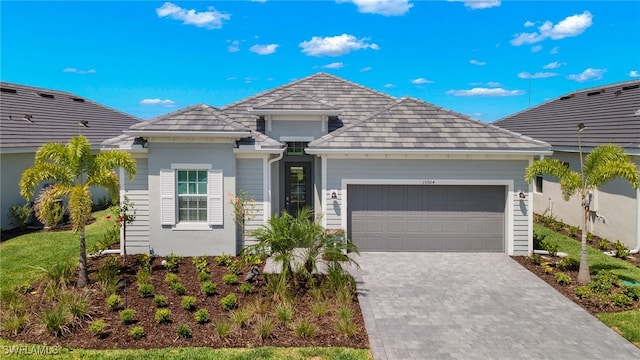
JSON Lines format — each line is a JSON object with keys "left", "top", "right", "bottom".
{"left": 525, "top": 144, "right": 639, "bottom": 284}
{"left": 19, "top": 135, "right": 136, "bottom": 287}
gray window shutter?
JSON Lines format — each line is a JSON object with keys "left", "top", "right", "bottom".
{"left": 160, "top": 169, "right": 175, "bottom": 225}
{"left": 208, "top": 169, "right": 223, "bottom": 225}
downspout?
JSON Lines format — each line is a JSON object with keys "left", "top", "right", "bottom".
{"left": 266, "top": 149, "right": 285, "bottom": 217}
{"left": 631, "top": 187, "right": 640, "bottom": 254}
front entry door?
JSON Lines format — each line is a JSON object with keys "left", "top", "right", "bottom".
{"left": 284, "top": 162, "right": 312, "bottom": 214}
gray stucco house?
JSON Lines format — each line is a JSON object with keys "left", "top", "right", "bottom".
{"left": 104, "top": 73, "right": 551, "bottom": 256}
{"left": 0, "top": 82, "right": 140, "bottom": 230}
{"left": 494, "top": 80, "right": 640, "bottom": 252}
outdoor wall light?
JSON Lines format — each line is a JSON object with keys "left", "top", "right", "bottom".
{"left": 518, "top": 191, "right": 526, "bottom": 199}
{"left": 331, "top": 191, "right": 337, "bottom": 199}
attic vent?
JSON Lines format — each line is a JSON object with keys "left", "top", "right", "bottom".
{"left": 38, "top": 93, "right": 54, "bottom": 99}
{"left": 560, "top": 94, "right": 574, "bottom": 100}
{"left": 622, "top": 84, "right": 639, "bottom": 91}
{"left": 71, "top": 97, "right": 85, "bottom": 102}
{"left": 0, "top": 87, "right": 17, "bottom": 94}
{"left": 587, "top": 89, "right": 605, "bottom": 96}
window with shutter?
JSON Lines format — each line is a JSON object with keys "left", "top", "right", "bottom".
{"left": 208, "top": 170, "right": 223, "bottom": 225}
{"left": 160, "top": 169, "right": 175, "bottom": 225}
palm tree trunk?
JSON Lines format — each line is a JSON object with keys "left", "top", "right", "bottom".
{"left": 577, "top": 203, "right": 591, "bottom": 285}
{"left": 77, "top": 225, "right": 89, "bottom": 287}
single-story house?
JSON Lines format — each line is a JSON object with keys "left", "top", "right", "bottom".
{"left": 103, "top": 73, "right": 551, "bottom": 256}
{"left": 0, "top": 82, "right": 141, "bottom": 230}
{"left": 494, "top": 80, "right": 640, "bottom": 252}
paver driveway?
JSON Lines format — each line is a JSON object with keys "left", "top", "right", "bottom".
{"left": 350, "top": 253, "right": 640, "bottom": 360}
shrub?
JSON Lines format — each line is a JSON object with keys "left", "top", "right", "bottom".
{"left": 567, "top": 225, "right": 579, "bottom": 238}
{"left": 138, "top": 283, "right": 154, "bottom": 298}
{"left": 613, "top": 240, "right": 630, "bottom": 258}
{"left": 275, "top": 301, "right": 294, "bottom": 324}
{"left": 106, "top": 294, "right": 123, "bottom": 311}
{"left": 220, "top": 294, "right": 238, "bottom": 311}
{"left": 230, "top": 308, "right": 250, "bottom": 328}
{"left": 598, "top": 239, "right": 610, "bottom": 250}
{"left": 194, "top": 308, "right": 210, "bottom": 324}
{"left": 155, "top": 309, "right": 171, "bottom": 324}
{"left": 136, "top": 269, "right": 151, "bottom": 285}
{"left": 223, "top": 274, "right": 238, "bottom": 285}
{"left": 153, "top": 295, "right": 168, "bottom": 308}
{"left": 254, "top": 316, "right": 274, "bottom": 340}
{"left": 201, "top": 281, "right": 217, "bottom": 296}
{"left": 541, "top": 239, "right": 559, "bottom": 257}
{"left": 97, "top": 257, "right": 122, "bottom": 294}
{"left": 575, "top": 286, "right": 592, "bottom": 299}
{"left": 181, "top": 296, "right": 197, "bottom": 311}
{"left": 311, "top": 301, "right": 329, "bottom": 317}
{"left": 265, "top": 273, "right": 289, "bottom": 301}
{"left": 611, "top": 293, "right": 633, "bottom": 307}
{"left": 589, "top": 270, "right": 620, "bottom": 294}
{"left": 36, "top": 261, "right": 75, "bottom": 286}
{"left": 239, "top": 283, "right": 254, "bottom": 295}
{"left": 336, "top": 305, "right": 354, "bottom": 321}
{"left": 587, "top": 232, "right": 594, "bottom": 242}
{"left": 215, "top": 254, "right": 233, "bottom": 267}
{"left": 164, "top": 273, "right": 179, "bottom": 285}
{"left": 555, "top": 272, "right": 572, "bottom": 286}
{"left": 35, "top": 198, "right": 64, "bottom": 229}
{"left": 164, "top": 252, "right": 182, "bottom": 273}
{"left": 213, "top": 318, "right": 232, "bottom": 338}
{"left": 40, "top": 306, "right": 70, "bottom": 336}
{"left": 335, "top": 285, "right": 353, "bottom": 306}
{"left": 63, "top": 290, "right": 90, "bottom": 321}
{"left": 8, "top": 202, "right": 32, "bottom": 231}
{"left": 335, "top": 317, "right": 357, "bottom": 337}
{"left": 228, "top": 260, "right": 242, "bottom": 275}
{"left": 192, "top": 256, "right": 209, "bottom": 273}
{"left": 129, "top": 326, "right": 145, "bottom": 339}
{"left": 198, "top": 271, "right": 211, "bottom": 283}
{"left": 556, "top": 257, "right": 579, "bottom": 272}
{"left": 176, "top": 324, "right": 192, "bottom": 338}
{"left": 532, "top": 230, "right": 546, "bottom": 250}
{"left": 138, "top": 253, "right": 154, "bottom": 273}
{"left": 248, "top": 298, "right": 270, "bottom": 315}
{"left": 2, "top": 313, "right": 28, "bottom": 336}
{"left": 242, "top": 253, "right": 264, "bottom": 267}
{"left": 292, "top": 318, "right": 316, "bottom": 338}
{"left": 170, "top": 282, "right": 187, "bottom": 296}
{"left": 119, "top": 309, "right": 136, "bottom": 324}
{"left": 89, "top": 319, "right": 107, "bottom": 337}
{"left": 541, "top": 262, "right": 554, "bottom": 274}
{"left": 623, "top": 286, "right": 640, "bottom": 301}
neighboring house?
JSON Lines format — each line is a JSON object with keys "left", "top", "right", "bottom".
{"left": 103, "top": 73, "right": 551, "bottom": 257}
{"left": 494, "top": 80, "right": 640, "bottom": 252}
{"left": 0, "top": 82, "right": 141, "bottom": 230}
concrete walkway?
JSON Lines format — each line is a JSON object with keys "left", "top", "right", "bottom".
{"left": 349, "top": 253, "right": 640, "bottom": 360}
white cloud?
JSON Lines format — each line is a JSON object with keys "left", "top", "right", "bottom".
{"left": 469, "top": 59, "right": 486, "bottom": 66}
{"left": 517, "top": 71, "right": 558, "bottom": 79}
{"left": 140, "top": 98, "right": 176, "bottom": 106}
{"left": 446, "top": 87, "right": 524, "bottom": 97}
{"left": 550, "top": 46, "right": 559, "bottom": 54}
{"left": 63, "top": 68, "right": 96, "bottom": 74}
{"left": 567, "top": 68, "right": 606, "bottom": 82}
{"left": 156, "top": 2, "right": 230, "bottom": 29}
{"left": 531, "top": 45, "right": 542, "bottom": 53}
{"left": 337, "top": 0, "right": 413, "bottom": 16}
{"left": 322, "top": 62, "right": 345, "bottom": 69}
{"left": 384, "top": 83, "right": 396, "bottom": 88}
{"left": 543, "top": 61, "right": 565, "bottom": 69}
{"left": 524, "top": 20, "right": 535, "bottom": 27}
{"left": 448, "top": 0, "right": 501, "bottom": 10}
{"left": 250, "top": 44, "right": 279, "bottom": 55}
{"left": 299, "top": 34, "right": 379, "bottom": 57}
{"left": 251, "top": 0, "right": 267, "bottom": 3}
{"left": 629, "top": 70, "right": 640, "bottom": 78}
{"left": 360, "top": 66, "right": 372, "bottom": 72}
{"left": 487, "top": 81, "right": 501, "bottom": 87}
{"left": 511, "top": 11, "right": 592, "bottom": 46}
{"left": 411, "top": 78, "right": 433, "bottom": 85}
{"left": 227, "top": 40, "right": 240, "bottom": 52}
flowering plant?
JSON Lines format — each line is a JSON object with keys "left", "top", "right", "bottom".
{"left": 228, "top": 190, "right": 256, "bottom": 246}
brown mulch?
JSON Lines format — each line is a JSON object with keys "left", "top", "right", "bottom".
{"left": 1, "top": 255, "right": 369, "bottom": 350}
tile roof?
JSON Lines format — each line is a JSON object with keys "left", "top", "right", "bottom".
{"left": 129, "top": 104, "right": 250, "bottom": 132}
{"left": 309, "top": 97, "right": 550, "bottom": 151}
{"left": 0, "top": 81, "right": 140, "bottom": 150}
{"left": 250, "top": 91, "right": 339, "bottom": 112}
{"left": 493, "top": 80, "right": 640, "bottom": 150}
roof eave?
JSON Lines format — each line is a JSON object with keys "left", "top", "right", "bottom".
{"left": 247, "top": 109, "right": 342, "bottom": 116}
{"left": 124, "top": 130, "right": 251, "bottom": 138}
{"left": 305, "top": 148, "right": 553, "bottom": 156}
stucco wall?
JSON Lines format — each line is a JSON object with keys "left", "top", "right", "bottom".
{"left": 146, "top": 142, "right": 237, "bottom": 256}
{"left": 266, "top": 119, "right": 326, "bottom": 141}
{"left": 324, "top": 158, "right": 531, "bottom": 255}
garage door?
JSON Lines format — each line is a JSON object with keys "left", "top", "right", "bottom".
{"left": 347, "top": 185, "right": 505, "bottom": 252}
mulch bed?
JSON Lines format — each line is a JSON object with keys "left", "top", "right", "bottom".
{"left": 1, "top": 255, "right": 369, "bottom": 350}
{"left": 1, "top": 217, "right": 96, "bottom": 242}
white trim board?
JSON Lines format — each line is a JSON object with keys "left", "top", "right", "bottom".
{"left": 339, "top": 178, "right": 515, "bottom": 255}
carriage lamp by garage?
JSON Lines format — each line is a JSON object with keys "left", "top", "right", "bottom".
{"left": 518, "top": 191, "right": 526, "bottom": 199}
{"left": 331, "top": 191, "right": 337, "bottom": 199}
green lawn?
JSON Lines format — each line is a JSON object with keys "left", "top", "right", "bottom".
{"left": 0, "top": 339, "right": 371, "bottom": 359}
{"left": 0, "top": 210, "right": 112, "bottom": 292}
{"left": 597, "top": 310, "right": 640, "bottom": 347}
{"left": 534, "top": 224, "right": 640, "bottom": 282}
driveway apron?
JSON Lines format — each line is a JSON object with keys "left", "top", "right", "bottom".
{"left": 350, "top": 253, "right": 640, "bottom": 360}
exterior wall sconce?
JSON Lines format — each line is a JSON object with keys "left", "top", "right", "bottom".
{"left": 331, "top": 191, "right": 337, "bottom": 199}
{"left": 518, "top": 191, "right": 526, "bottom": 199}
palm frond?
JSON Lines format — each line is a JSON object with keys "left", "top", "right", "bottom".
{"left": 19, "top": 163, "right": 73, "bottom": 199}
{"left": 525, "top": 157, "right": 581, "bottom": 201}
{"left": 67, "top": 135, "right": 93, "bottom": 177}
{"left": 34, "top": 142, "right": 69, "bottom": 166}
{"left": 88, "top": 169, "right": 120, "bottom": 201}
{"left": 583, "top": 144, "right": 628, "bottom": 180}
{"left": 68, "top": 185, "right": 93, "bottom": 232}
{"left": 92, "top": 150, "right": 137, "bottom": 181}
{"left": 590, "top": 160, "right": 640, "bottom": 189}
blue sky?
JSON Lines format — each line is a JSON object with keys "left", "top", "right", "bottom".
{"left": 1, "top": 1, "right": 639, "bottom": 122}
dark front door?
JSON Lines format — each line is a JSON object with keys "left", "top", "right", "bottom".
{"left": 284, "top": 162, "right": 312, "bottom": 214}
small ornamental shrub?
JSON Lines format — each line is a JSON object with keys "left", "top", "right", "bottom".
{"left": 170, "top": 282, "right": 187, "bottom": 295}
{"left": 40, "top": 306, "right": 69, "bottom": 336}
{"left": 541, "top": 262, "right": 554, "bottom": 274}
{"left": 138, "top": 253, "right": 153, "bottom": 273}
{"left": 336, "top": 285, "right": 353, "bottom": 306}
{"left": 106, "top": 294, "right": 123, "bottom": 311}
{"left": 575, "top": 286, "right": 592, "bottom": 299}
{"left": 164, "top": 273, "right": 179, "bottom": 285}
{"left": 242, "top": 253, "right": 264, "bottom": 267}
{"left": 129, "top": 326, "right": 145, "bottom": 339}
{"left": 215, "top": 254, "right": 233, "bottom": 267}
{"left": 119, "top": 309, "right": 136, "bottom": 324}
{"left": 228, "top": 260, "right": 242, "bottom": 275}
{"left": 311, "top": 301, "right": 329, "bottom": 317}
{"left": 611, "top": 293, "right": 633, "bottom": 307}
{"left": 194, "top": 308, "right": 210, "bottom": 324}
{"left": 589, "top": 270, "right": 620, "bottom": 294}
{"left": 275, "top": 301, "right": 294, "bottom": 324}
{"left": 555, "top": 272, "right": 572, "bottom": 286}
{"left": 598, "top": 239, "right": 610, "bottom": 250}
{"left": 198, "top": 271, "right": 211, "bottom": 283}
{"left": 239, "top": 283, "right": 254, "bottom": 295}
{"left": 213, "top": 318, "right": 232, "bottom": 338}
{"left": 192, "top": 256, "right": 209, "bottom": 274}
{"left": 587, "top": 232, "right": 594, "bottom": 242}
{"left": 230, "top": 308, "right": 250, "bottom": 328}
{"left": 201, "top": 281, "right": 217, "bottom": 296}
{"left": 567, "top": 225, "right": 579, "bottom": 238}
{"left": 254, "top": 316, "right": 274, "bottom": 340}
{"left": 556, "top": 257, "right": 579, "bottom": 272}
{"left": 223, "top": 274, "right": 238, "bottom": 285}
{"left": 336, "top": 305, "right": 354, "bottom": 322}
{"left": 155, "top": 309, "right": 171, "bottom": 324}
{"left": 335, "top": 317, "right": 357, "bottom": 337}
{"left": 181, "top": 296, "right": 197, "bottom": 311}
{"left": 138, "top": 283, "right": 154, "bottom": 298}
{"left": 220, "top": 294, "right": 238, "bottom": 311}
{"left": 527, "top": 253, "right": 542, "bottom": 265}
{"left": 622, "top": 286, "right": 640, "bottom": 301}
{"left": 136, "top": 269, "right": 151, "bottom": 285}
{"left": 292, "top": 318, "right": 316, "bottom": 338}
{"left": 2, "top": 313, "right": 28, "bottom": 336}
{"left": 89, "top": 319, "right": 107, "bottom": 337}
{"left": 532, "top": 231, "right": 546, "bottom": 250}
{"left": 8, "top": 203, "right": 32, "bottom": 232}
{"left": 613, "top": 240, "right": 630, "bottom": 259}
{"left": 164, "top": 253, "right": 181, "bottom": 273}
{"left": 541, "top": 239, "right": 559, "bottom": 257}
{"left": 153, "top": 294, "right": 168, "bottom": 308}
{"left": 176, "top": 324, "right": 192, "bottom": 338}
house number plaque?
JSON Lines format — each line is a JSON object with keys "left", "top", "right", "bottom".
{"left": 422, "top": 180, "right": 436, "bottom": 185}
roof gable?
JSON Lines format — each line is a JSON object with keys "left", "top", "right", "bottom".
{"left": 493, "top": 80, "right": 640, "bottom": 150}
{"left": 128, "top": 104, "right": 250, "bottom": 133}
{"left": 250, "top": 91, "right": 339, "bottom": 113}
